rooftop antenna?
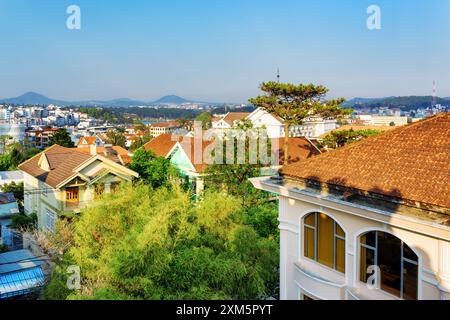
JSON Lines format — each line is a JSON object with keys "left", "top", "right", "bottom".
{"left": 277, "top": 68, "right": 280, "bottom": 83}
{"left": 432, "top": 80, "right": 437, "bottom": 108}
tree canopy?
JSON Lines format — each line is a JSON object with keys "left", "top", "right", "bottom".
{"left": 0, "top": 142, "right": 40, "bottom": 171}
{"left": 319, "top": 129, "right": 383, "bottom": 149}
{"left": 249, "top": 82, "right": 351, "bottom": 164}
{"left": 49, "top": 129, "right": 75, "bottom": 148}
{"left": 44, "top": 183, "right": 278, "bottom": 300}
{"left": 195, "top": 112, "right": 213, "bottom": 130}
{"left": 104, "top": 130, "right": 126, "bottom": 148}
{"left": 129, "top": 149, "right": 178, "bottom": 188}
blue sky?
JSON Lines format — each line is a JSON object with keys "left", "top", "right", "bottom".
{"left": 0, "top": 0, "right": 448, "bottom": 102}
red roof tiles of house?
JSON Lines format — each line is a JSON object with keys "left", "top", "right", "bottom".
{"left": 144, "top": 134, "right": 321, "bottom": 173}
{"left": 76, "top": 136, "right": 98, "bottom": 146}
{"left": 280, "top": 113, "right": 450, "bottom": 210}
{"left": 75, "top": 146, "right": 131, "bottom": 165}
{"left": 143, "top": 133, "right": 179, "bottom": 157}
{"left": 221, "top": 112, "right": 250, "bottom": 126}
{"left": 18, "top": 145, "right": 93, "bottom": 188}
{"left": 272, "top": 137, "right": 321, "bottom": 165}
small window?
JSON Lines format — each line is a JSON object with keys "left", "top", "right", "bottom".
{"left": 303, "top": 212, "right": 346, "bottom": 273}
{"left": 45, "top": 209, "right": 56, "bottom": 233}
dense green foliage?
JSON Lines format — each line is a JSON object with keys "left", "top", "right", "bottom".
{"left": 11, "top": 212, "right": 37, "bottom": 229}
{"left": 104, "top": 130, "right": 126, "bottom": 148}
{"left": 78, "top": 107, "right": 128, "bottom": 124}
{"left": 49, "top": 129, "right": 75, "bottom": 148}
{"left": 106, "top": 107, "right": 204, "bottom": 120}
{"left": 195, "top": 112, "right": 213, "bottom": 130}
{"left": 319, "top": 129, "right": 383, "bottom": 149}
{"left": 44, "top": 184, "right": 278, "bottom": 300}
{"left": 129, "top": 149, "right": 178, "bottom": 188}
{"left": 0, "top": 143, "right": 40, "bottom": 171}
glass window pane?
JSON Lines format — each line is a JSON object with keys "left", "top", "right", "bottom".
{"left": 403, "top": 260, "right": 418, "bottom": 300}
{"left": 378, "top": 232, "right": 402, "bottom": 298}
{"left": 361, "top": 231, "right": 376, "bottom": 247}
{"left": 317, "top": 213, "right": 334, "bottom": 269}
{"left": 304, "top": 227, "right": 315, "bottom": 260}
{"left": 304, "top": 213, "right": 316, "bottom": 227}
{"left": 336, "top": 223, "right": 345, "bottom": 237}
{"left": 335, "top": 238, "right": 345, "bottom": 273}
{"left": 360, "top": 246, "right": 375, "bottom": 283}
{"left": 403, "top": 244, "right": 418, "bottom": 262}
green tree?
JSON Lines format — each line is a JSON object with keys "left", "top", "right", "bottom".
{"left": 320, "top": 129, "right": 383, "bottom": 149}
{"left": 203, "top": 121, "right": 272, "bottom": 208}
{"left": 243, "top": 202, "right": 279, "bottom": 241}
{"left": 176, "top": 116, "right": 194, "bottom": 131}
{"left": 105, "top": 130, "right": 126, "bottom": 148}
{"left": 44, "top": 183, "right": 278, "bottom": 300}
{"left": 1, "top": 181, "right": 24, "bottom": 208}
{"left": 0, "top": 153, "right": 14, "bottom": 171}
{"left": 195, "top": 112, "right": 213, "bottom": 130}
{"left": 249, "top": 82, "right": 351, "bottom": 165}
{"left": 49, "top": 129, "right": 75, "bottom": 148}
{"left": 129, "top": 149, "right": 177, "bottom": 188}
{"left": 129, "top": 127, "right": 153, "bottom": 152}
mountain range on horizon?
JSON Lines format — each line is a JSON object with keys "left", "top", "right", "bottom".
{"left": 0, "top": 92, "right": 211, "bottom": 107}
{"left": 0, "top": 92, "right": 449, "bottom": 109}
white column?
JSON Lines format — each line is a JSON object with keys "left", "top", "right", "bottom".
{"left": 279, "top": 229, "right": 288, "bottom": 300}
{"left": 438, "top": 240, "right": 450, "bottom": 300}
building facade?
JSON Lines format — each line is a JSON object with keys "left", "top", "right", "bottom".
{"left": 19, "top": 145, "right": 138, "bottom": 232}
{"left": 213, "top": 108, "right": 338, "bottom": 139}
{"left": 251, "top": 113, "right": 450, "bottom": 300}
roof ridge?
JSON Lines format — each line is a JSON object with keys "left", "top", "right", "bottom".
{"left": 18, "top": 144, "right": 61, "bottom": 169}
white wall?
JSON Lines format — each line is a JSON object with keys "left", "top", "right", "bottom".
{"left": 278, "top": 195, "right": 450, "bottom": 300}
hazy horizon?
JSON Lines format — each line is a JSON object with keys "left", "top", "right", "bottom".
{"left": 1, "top": 0, "right": 449, "bottom": 102}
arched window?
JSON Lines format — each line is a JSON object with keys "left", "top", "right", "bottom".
{"left": 360, "top": 231, "right": 418, "bottom": 300}
{"left": 303, "top": 212, "right": 345, "bottom": 273}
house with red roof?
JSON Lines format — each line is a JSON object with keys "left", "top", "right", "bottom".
{"left": 18, "top": 145, "right": 138, "bottom": 232}
{"left": 144, "top": 133, "right": 320, "bottom": 195}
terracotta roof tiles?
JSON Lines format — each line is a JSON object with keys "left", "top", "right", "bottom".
{"left": 280, "top": 113, "right": 450, "bottom": 210}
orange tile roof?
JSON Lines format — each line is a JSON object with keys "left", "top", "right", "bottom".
{"left": 222, "top": 112, "right": 250, "bottom": 126}
{"left": 75, "top": 146, "right": 131, "bottom": 165}
{"left": 280, "top": 113, "right": 450, "bottom": 210}
{"left": 272, "top": 137, "right": 321, "bottom": 165}
{"left": 18, "top": 145, "right": 93, "bottom": 188}
{"left": 143, "top": 133, "right": 179, "bottom": 157}
{"left": 144, "top": 134, "right": 320, "bottom": 173}
{"left": 76, "top": 136, "right": 98, "bottom": 146}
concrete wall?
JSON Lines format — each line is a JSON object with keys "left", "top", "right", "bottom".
{"left": 278, "top": 195, "right": 450, "bottom": 300}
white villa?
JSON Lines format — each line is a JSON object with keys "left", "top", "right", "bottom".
{"left": 251, "top": 113, "right": 450, "bottom": 300}
{"left": 212, "top": 108, "right": 337, "bottom": 139}
{"left": 18, "top": 144, "right": 139, "bottom": 232}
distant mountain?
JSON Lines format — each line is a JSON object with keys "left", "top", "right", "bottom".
{"left": 344, "top": 96, "right": 450, "bottom": 111}
{"left": 152, "top": 95, "right": 191, "bottom": 105}
{"left": 0, "top": 92, "right": 69, "bottom": 106}
{"left": 0, "top": 92, "right": 204, "bottom": 107}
